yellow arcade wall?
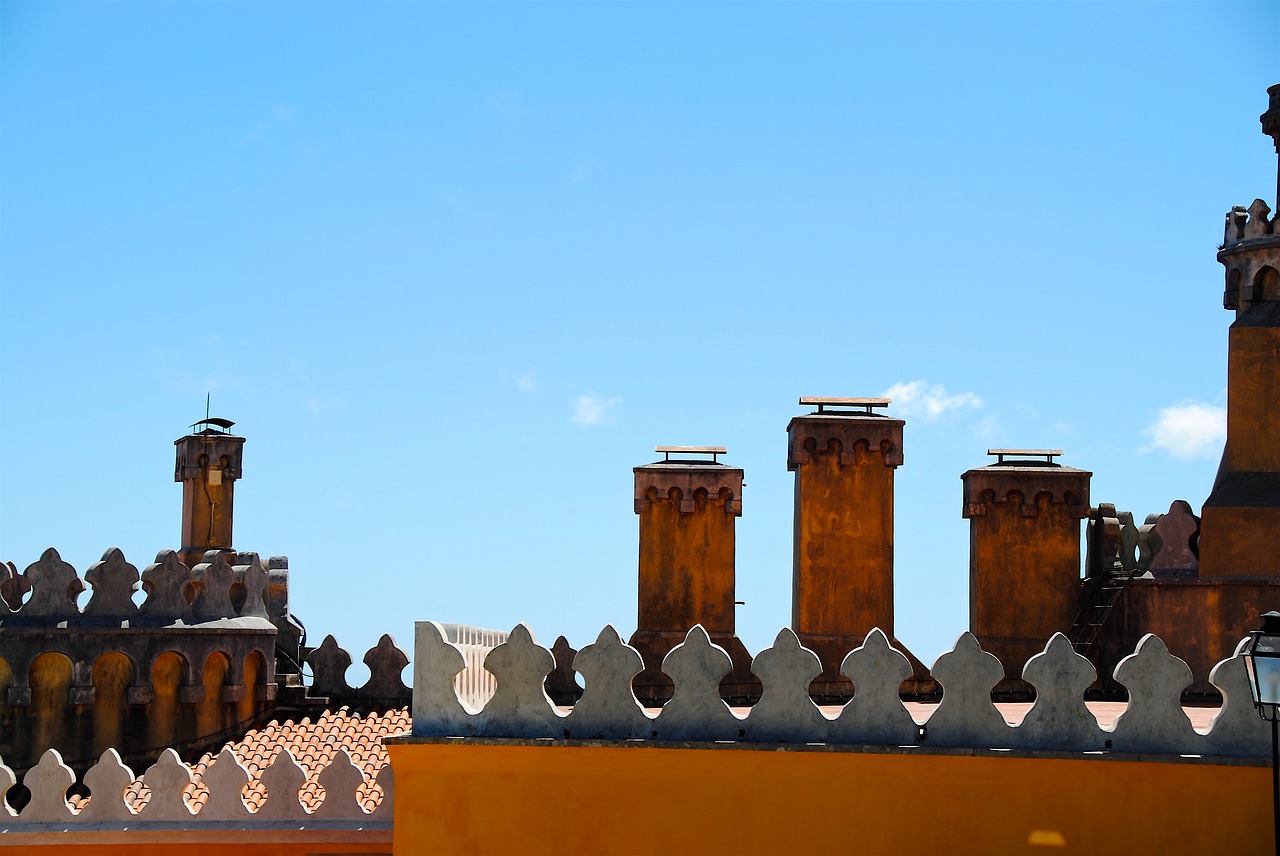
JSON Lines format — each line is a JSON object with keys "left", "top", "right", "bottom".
{"left": 389, "top": 739, "right": 1272, "bottom": 856}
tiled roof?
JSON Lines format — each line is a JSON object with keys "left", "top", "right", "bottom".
{"left": 69, "top": 706, "right": 410, "bottom": 815}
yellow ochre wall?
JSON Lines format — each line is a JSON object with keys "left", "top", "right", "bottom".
{"left": 389, "top": 740, "right": 1271, "bottom": 856}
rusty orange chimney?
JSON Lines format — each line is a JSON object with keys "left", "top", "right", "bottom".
{"left": 963, "top": 450, "right": 1090, "bottom": 685}
{"left": 629, "top": 447, "right": 755, "bottom": 704}
{"left": 787, "top": 398, "right": 905, "bottom": 698}
{"left": 175, "top": 418, "right": 245, "bottom": 569}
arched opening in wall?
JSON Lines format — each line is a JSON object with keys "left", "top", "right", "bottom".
{"left": 92, "top": 652, "right": 135, "bottom": 760}
{"left": 149, "top": 652, "right": 186, "bottom": 751}
{"left": 28, "top": 652, "right": 73, "bottom": 763}
{"left": 198, "top": 651, "right": 232, "bottom": 740}
{"left": 0, "top": 656, "right": 13, "bottom": 761}
{"left": 1254, "top": 266, "right": 1279, "bottom": 302}
{"left": 239, "top": 650, "right": 266, "bottom": 727}
{"left": 1227, "top": 268, "right": 1242, "bottom": 307}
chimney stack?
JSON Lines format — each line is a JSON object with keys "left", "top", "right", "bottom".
{"left": 629, "top": 447, "right": 755, "bottom": 704}
{"left": 787, "top": 398, "right": 906, "bottom": 699}
{"left": 175, "top": 418, "right": 245, "bottom": 569}
{"left": 963, "top": 450, "right": 1090, "bottom": 686}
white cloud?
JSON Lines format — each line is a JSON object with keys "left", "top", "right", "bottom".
{"left": 516, "top": 369, "right": 538, "bottom": 394}
{"left": 881, "top": 380, "right": 982, "bottom": 422}
{"left": 1144, "top": 402, "right": 1226, "bottom": 460}
{"left": 571, "top": 394, "right": 620, "bottom": 427}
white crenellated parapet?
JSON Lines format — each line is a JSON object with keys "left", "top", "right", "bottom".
{"left": 410, "top": 620, "right": 1270, "bottom": 759}
{"left": 0, "top": 746, "right": 393, "bottom": 830}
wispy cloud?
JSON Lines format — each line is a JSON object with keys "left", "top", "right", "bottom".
{"left": 570, "top": 160, "right": 595, "bottom": 185}
{"left": 571, "top": 394, "right": 620, "bottom": 427}
{"left": 307, "top": 396, "right": 341, "bottom": 416}
{"left": 239, "top": 104, "right": 297, "bottom": 146}
{"left": 489, "top": 89, "right": 530, "bottom": 124}
{"left": 516, "top": 369, "right": 539, "bottom": 394}
{"left": 881, "top": 380, "right": 982, "bottom": 422}
{"left": 1143, "top": 401, "right": 1225, "bottom": 460}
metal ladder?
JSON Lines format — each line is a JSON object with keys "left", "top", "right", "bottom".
{"left": 1066, "top": 572, "right": 1139, "bottom": 660}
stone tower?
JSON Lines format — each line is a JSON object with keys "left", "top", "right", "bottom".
{"left": 175, "top": 418, "right": 245, "bottom": 569}
{"left": 1200, "top": 84, "right": 1280, "bottom": 577}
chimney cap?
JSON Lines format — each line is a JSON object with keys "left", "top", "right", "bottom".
{"left": 655, "top": 445, "right": 727, "bottom": 463}
{"left": 799, "top": 397, "right": 890, "bottom": 415}
{"left": 987, "top": 448, "right": 1062, "bottom": 465}
{"left": 190, "top": 417, "right": 236, "bottom": 435}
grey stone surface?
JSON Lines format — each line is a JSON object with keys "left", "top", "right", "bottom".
{"left": 256, "top": 748, "right": 307, "bottom": 820}
{"left": 0, "top": 756, "right": 14, "bottom": 817}
{"left": 653, "top": 625, "right": 742, "bottom": 742}
{"left": 79, "top": 749, "right": 136, "bottom": 821}
{"left": 565, "top": 625, "right": 652, "bottom": 739}
{"left": 308, "top": 635, "right": 355, "bottom": 698}
{"left": 233, "top": 553, "right": 269, "bottom": 619}
{"left": 477, "top": 623, "right": 563, "bottom": 738}
{"left": 312, "top": 750, "right": 368, "bottom": 820}
{"left": 138, "top": 749, "right": 195, "bottom": 820}
{"left": 22, "top": 548, "right": 83, "bottom": 617}
{"left": 1, "top": 560, "right": 29, "bottom": 611}
{"left": 19, "top": 749, "right": 74, "bottom": 822}
{"left": 925, "top": 632, "right": 1013, "bottom": 748}
{"left": 192, "top": 551, "right": 235, "bottom": 620}
{"left": 831, "top": 627, "right": 917, "bottom": 746}
{"left": 744, "top": 628, "right": 829, "bottom": 743}
{"left": 1205, "top": 637, "right": 1270, "bottom": 756}
{"left": 412, "top": 620, "right": 478, "bottom": 736}
{"left": 362, "top": 634, "right": 410, "bottom": 700}
{"left": 82, "top": 549, "right": 140, "bottom": 618}
{"left": 139, "top": 550, "right": 193, "bottom": 618}
{"left": 1109, "top": 634, "right": 1200, "bottom": 755}
{"left": 1149, "top": 500, "right": 1200, "bottom": 574}
{"left": 1018, "top": 633, "right": 1104, "bottom": 750}
{"left": 199, "top": 747, "right": 252, "bottom": 820}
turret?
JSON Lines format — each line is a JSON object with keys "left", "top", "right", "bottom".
{"left": 1201, "top": 84, "right": 1280, "bottom": 577}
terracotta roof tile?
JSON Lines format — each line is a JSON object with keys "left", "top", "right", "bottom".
{"left": 67, "top": 706, "right": 410, "bottom": 816}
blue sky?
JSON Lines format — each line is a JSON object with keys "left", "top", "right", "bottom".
{"left": 1, "top": 2, "right": 1276, "bottom": 678}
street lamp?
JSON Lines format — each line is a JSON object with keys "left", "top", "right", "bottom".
{"left": 1243, "top": 611, "right": 1280, "bottom": 856}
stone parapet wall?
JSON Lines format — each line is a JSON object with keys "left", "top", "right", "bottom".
{"left": 412, "top": 620, "right": 1270, "bottom": 758}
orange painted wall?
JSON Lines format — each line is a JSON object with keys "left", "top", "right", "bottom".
{"left": 390, "top": 740, "right": 1271, "bottom": 856}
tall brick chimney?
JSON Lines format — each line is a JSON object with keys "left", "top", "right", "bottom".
{"left": 787, "top": 398, "right": 907, "bottom": 699}
{"left": 629, "top": 447, "right": 755, "bottom": 704}
{"left": 175, "top": 418, "right": 245, "bottom": 569}
{"left": 963, "top": 450, "right": 1090, "bottom": 685}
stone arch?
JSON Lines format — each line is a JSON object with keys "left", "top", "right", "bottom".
{"left": 0, "top": 655, "right": 13, "bottom": 762}
{"left": 1226, "top": 267, "right": 1242, "bottom": 307}
{"left": 29, "top": 652, "right": 74, "bottom": 762}
{"left": 239, "top": 649, "right": 268, "bottom": 727}
{"left": 91, "top": 652, "right": 135, "bottom": 760}
{"left": 197, "top": 651, "right": 233, "bottom": 739}
{"left": 1253, "top": 265, "right": 1279, "bottom": 302}
{"left": 149, "top": 651, "right": 189, "bottom": 750}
